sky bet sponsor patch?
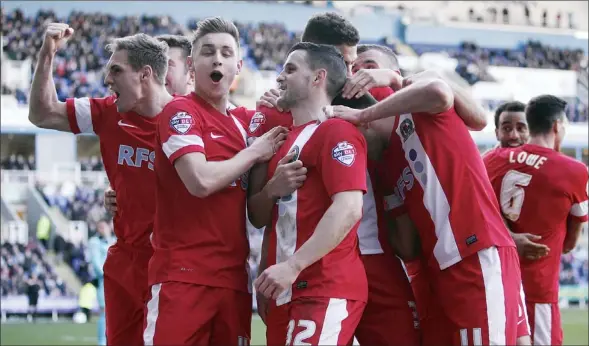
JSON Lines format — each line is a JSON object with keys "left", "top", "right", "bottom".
{"left": 332, "top": 141, "right": 356, "bottom": 167}
{"left": 170, "top": 112, "right": 194, "bottom": 134}
{"left": 248, "top": 112, "right": 266, "bottom": 133}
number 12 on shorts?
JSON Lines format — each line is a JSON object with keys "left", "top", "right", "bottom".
{"left": 286, "top": 319, "right": 316, "bottom": 346}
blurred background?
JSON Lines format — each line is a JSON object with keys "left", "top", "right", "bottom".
{"left": 1, "top": 1, "right": 587, "bottom": 345}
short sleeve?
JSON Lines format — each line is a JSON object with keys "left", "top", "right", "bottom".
{"left": 249, "top": 106, "right": 293, "bottom": 138}
{"left": 158, "top": 101, "right": 206, "bottom": 164}
{"left": 318, "top": 120, "right": 367, "bottom": 197}
{"left": 65, "top": 96, "right": 114, "bottom": 135}
{"left": 569, "top": 165, "right": 589, "bottom": 222}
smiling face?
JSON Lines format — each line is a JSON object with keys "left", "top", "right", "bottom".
{"left": 276, "top": 50, "right": 314, "bottom": 110}
{"left": 103, "top": 49, "right": 143, "bottom": 113}
{"left": 495, "top": 110, "right": 530, "bottom": 148}
{"left": 188, "top": 32, "right": 242, "bottom": 101}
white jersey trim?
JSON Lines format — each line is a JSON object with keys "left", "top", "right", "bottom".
{"left": 570, "top": 200, "right": 588, "bottom": 218}
{"left": 162, "top": 135, "right": 204, "bottom": 159}
{"left": 74, "top": 97, "right": 94, "bottom": 134}
{"left": 395, "top": 113, "right": 461, "bottom": 270}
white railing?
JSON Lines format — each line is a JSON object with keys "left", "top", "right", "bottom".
{"left": 0, "top": 221, "right": 28, "bottom": 245}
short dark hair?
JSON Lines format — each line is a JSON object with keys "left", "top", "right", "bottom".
{"left": 301, "top": 12, "right": 359, "bottom": 46}
{"left": 156, "top": 34, "right": 192, "bottom": 58}
{"left": 288, "top": 42, "right": 347, "bottom": 100}
{"left": 494, "top": 101, "right": 526, "bottom": 128}
{"left": 357, "top": 44, "right": 400, "bottom": 70}
{"left": 191, "top": 17, "right": 240, "bottom": 49}
{"left": 525, "top": 95, "right": 567, "bottom": 136}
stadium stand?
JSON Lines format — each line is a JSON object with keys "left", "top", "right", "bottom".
{"left": 0, "top": 2, "right": 586, "bottom": 332}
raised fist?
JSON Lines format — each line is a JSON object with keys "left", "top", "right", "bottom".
{"left": 41, "top": 23, "right": 74, "bottom": 56}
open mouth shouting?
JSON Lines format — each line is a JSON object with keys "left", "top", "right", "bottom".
{"left": 210, "top": 70, "right": 224, "bottom": 84}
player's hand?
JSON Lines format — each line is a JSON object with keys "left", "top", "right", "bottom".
{"left": 342, "top": 69, "right": 401, "bottom": 99}
{"left": 104, "top": 188, "right": 117, "bottom": 213}
{"left": 254, "top": 261, "right": 300, "bottom": 300}
{"left": 41, "top": 23, "right": 74, "bottom": 56}
{"left": 513, "top": 233, "right": 550, "bottom": 260}
{"left": 256, "top": 291, "right": 269, "bottom": 325}
{"left": 265, "top": 151, "right": 307, "bottom": 199}
{"left": 248, "top": 126, "right": 288, "bottom": 163}
{"left": 323, "top": 105, "right": 364, "bottom": 125}
{"left": 256, "top": 89, "right": 284, "bottom": 112}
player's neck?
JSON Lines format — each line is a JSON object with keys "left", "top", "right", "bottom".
{"left": 528, "top": 134, "right": 556, "bottom": 151}
{"left": 134, "top": 85, "right": 173, "bottom": 118}
{"left": 194, "top": 89, "right": 230, "bottom": 116}
{"left": 291, "top": 96, "right": 330, "bottom": 126}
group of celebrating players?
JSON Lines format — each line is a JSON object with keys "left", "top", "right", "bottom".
{"left": 27, "top": 9, "right": 587, "bottom": 346}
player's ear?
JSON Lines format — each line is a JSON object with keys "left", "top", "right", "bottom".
{"left": 186, "top": 56, "right": 193, "bottom": 71}
{"left": 141, "top": 65, "right": 153, "bottom": 82}
{"left": 314, "top": 69, "right": 327, "bottom": 87}
{"left": 236, "top": 59, "right": 243, "bottom": 75}
{"left": 495, "top": 128, "right": 500, "bottom": 141}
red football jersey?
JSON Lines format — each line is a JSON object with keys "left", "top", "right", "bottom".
{"left": 379, "top": 108, "right": 515, "bottom": 271}
{"left": 267, "top": 118, "right": 368, "bottom": 306}
{"left": 484, "top": 144, "right": 589, "bottom": 302}
{"left": 66, "top": 96, "right": 156, "bottom": 247}
{"left": 150, "top": 93, "right": 251, "bottom": 293}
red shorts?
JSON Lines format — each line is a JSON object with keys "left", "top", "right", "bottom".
{"left": 526, "top": 301, "right": 562, "bottom": 345}
{"left": 431, "top": 246, "right": 525, "bottom": 345}
{"left": 355, "top": 254, "right": 420, "bottom": 346}
{"left": 266, "top": 302, "right": 289, "bottom": 346}
{"left": 103, "top": 242, "right": 152, "bottom": 345}
{"left": 285, "top": 297, "right": 365, "bottom": 346}
{"left": 143, "top": 282, "right": 251, "bottom": 345}
{"left": 403, "top": 258, "right": 453, "bottom": 346}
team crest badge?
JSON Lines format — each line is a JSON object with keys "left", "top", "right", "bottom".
{"left": 170, "top": 112, "right": 194, "bottom": 134}
{"left": 248, "top": 112, "right": 266, "bottom": 133}
{"left": 332, "top": 141, "right": 356, "bottom": 167}
{"left": 399, "top": 118, "right": 415, "bottom": 142}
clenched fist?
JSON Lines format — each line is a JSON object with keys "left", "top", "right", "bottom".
{"left": 41, "top": 23, "right": 74, "bottom": 56}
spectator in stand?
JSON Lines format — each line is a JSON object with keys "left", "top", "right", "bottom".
{"left": 25, "top": 274, "right": 41, "bottom": 322}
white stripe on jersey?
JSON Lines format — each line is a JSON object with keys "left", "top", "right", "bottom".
{"left": 74, "top": 97, "right": 94, "bottom": 134}
{"left": 162, "top": 135, "right": 204, "bottom": 159}
{"left": 570, "top": 200, "right": 588, "bottom": 218}
{"left": 275, "top": 122, "right": 320, "bottom": 307}
{"left": 395, "top": 113, "right": 461, "bottom": 270}
{"left": 357, "top": 171, "right": 384, "bottom": 255}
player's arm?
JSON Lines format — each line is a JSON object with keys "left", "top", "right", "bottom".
{"left": 175, "top": 127, "right": 285, "bottom": 198}
{"left": 563, "top": 172, "right": 588, "bottom": 253}
{"left": 247, "top": 152, "right": 307, "bottom": 228}
{"left": 387, "top": 213, "right": 421, "bottom": 261}
{"left": 256, "top": 224, "right": 272, "bottom": 324}
{"left": 402, "top": 70, "right": 487, "bottom": 130}
{"left": 28, "top": 23, "right": 72, "bottom": 131}
{"left": 287, "top": 190, "right": 363, "bottom": 272}
{"left": 563, "top": 217, "right": 585, "bottom": 254}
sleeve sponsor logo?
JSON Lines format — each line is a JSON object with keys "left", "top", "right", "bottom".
{"left": 248, "top": 112, "right": 266, "bottom": 133}
{"left": 332, "top": 141, "right": 356, "bottom": 167}
{"left": 170, "top": 112, "right": 194, "bottom": 134}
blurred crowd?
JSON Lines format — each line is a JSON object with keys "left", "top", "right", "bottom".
{"left": 1, "top": 240, "right": 68, "bottom": 297}
{"left": 1, "top": 154, "right": 103, "bottom": 171}
{"left": 1, "top": 8, "right": 184, "bottom": 103}
{"left": 1, "top": 154, "right": 35, "bottom": 170}
{"left": 560, "top": 249, "right": 589, "bottom": 286}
